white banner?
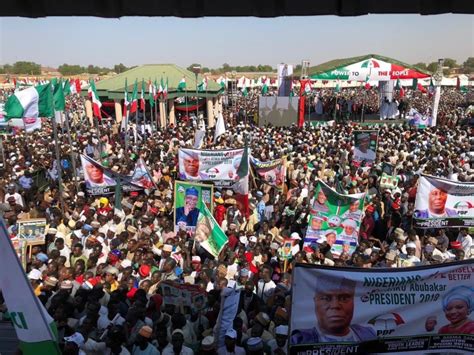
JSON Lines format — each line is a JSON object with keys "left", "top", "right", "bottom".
{"left": 178, "top": 148, "right": 244, "bottom": 182}
{"left": 414, "top": 175, "right": 474, "bottom": 228}
{"left": 290, "top": 262, "right": 474, "bottom": 354}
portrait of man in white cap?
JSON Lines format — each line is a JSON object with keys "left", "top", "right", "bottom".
{"left": 179, "top": 150, "right": 208, "bottom": 180}
{"left": 313, "top": 189, "right": 330, "bottom": 213}
{"left": 354, "top": 132, "right": 376, "bottom": 162}
{"left": 338, "top": 219, "right": 359, "bottom": 243}
{"left": 291, "top": 275, "right": 376, "bottom": 344}
{"left": 341, "top": 199, "right": 363, "bottom": 221}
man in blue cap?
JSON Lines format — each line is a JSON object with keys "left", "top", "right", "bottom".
{"left": 176, "top": 187, "right": 200, "bottom": 229}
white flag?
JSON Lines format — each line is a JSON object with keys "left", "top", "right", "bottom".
{"left": 0, "top": 219, "right": 60, "bottom": 354}
{"left": 214, "top": 112, "right": 226, "bottom": 143}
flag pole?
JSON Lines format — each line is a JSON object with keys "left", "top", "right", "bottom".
{"left": 154, "top": 94, "right": 158, "bottom": 130}
{"left": 52, "top": 114, "right": 66, "bottom": 216}
{"left": 64, "top": 110, "right": 80, "bottom": 192}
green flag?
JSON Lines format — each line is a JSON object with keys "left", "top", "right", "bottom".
{"left": 395, "top": 79, "right": 401, "bottom": 90}
{"left": 53, "top": 78, "right": 66, "bottom": 111}
{"left": 5, "top": 83, "right": 53, "bottom": 120}
{"left": 412, "top": 78, "right": 418, "bottom": 90}
{"left": 177, "top": 77, "right": 186, "bottom": 92}
{"left": 196, "top": 204, "right": 228, "bottom": 258}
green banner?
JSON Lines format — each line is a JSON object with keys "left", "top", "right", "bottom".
{"left": 305, "top": 180, "right": 365, "bottom": 258}
{"left": 195, "top": 203, "right": 228, "bottom": 258}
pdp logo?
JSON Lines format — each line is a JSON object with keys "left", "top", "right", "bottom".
{"left": 368, "top": 313, "right": 405, "bottom": 336}
{"left": 453, "top": 201, "right": 473, "bottom": 216}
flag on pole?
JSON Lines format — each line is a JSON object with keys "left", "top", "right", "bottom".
{"left": 4, "top": 83, "right": 53, "bottom": 120}
{"left": 129, "top": 80, "right": 138, "bottom": 114}
{"left": 164, "top": 78, "right": 169, "bottom": 99}
{"left": 417, "top": 83, "right": 427, "bottom": 93}
{"left": 395, "top": 78, "right": 401, "bottom": 90}
{"left": 399, "top": 86, "right": 405, "bottom": 98}
{"left": 412, "top": 78, "right": 418, "bottom": 90}
{"left": 0, "top": 219, "right": 60, "bottom": 355}
{"left": 217, "top": 76, "right": 226, "bottom": 90}
{"left": 148, "top": 80, "right": 155, "bottom": 107}
{"left": 140, "top": 79, "right": 145, "bottom": 111}
{"left": 53, "top": 78, "right": 66, "bottom": 112}
{"left": 177, "top": 77, "right": 186, "bottom": 92}
{"left": 154, "top": 78, "right": 159, "bottom": 100}
{"left": 334, "top": 81, "right": 341, "bottom": 93}
{"left": 241, "top": 79, "right": 248, "bottom": 97}
{"left": 197, "top": 77, "right": 208, "bottom": 92}
{"left": 196, "top": 204, "right": 228, "bottom": 258}
{"left": 88, "top": 80, "right": 102, "bottom": 119}
{"left": 214, "top": 112, "right": 226, "bottom": 142}
{"left": 158, "top": 78, "right": 164, "bottom": 98}
{"left": 123, "top": 78, "right": 130, "bottom": 116}
{"left": 303, "top": 80, "right": 312, "bottom": 95}
{"left": 261, "top": 77, "right": 269, "bottom": 95}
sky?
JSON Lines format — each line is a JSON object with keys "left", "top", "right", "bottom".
{"left": 0, "top": 14, "right": 473, "bottom": 69}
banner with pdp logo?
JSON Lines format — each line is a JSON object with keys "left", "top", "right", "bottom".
{"left": 414, "top": 175, "right": 474, "bottom": 228}
{"left": 290, "top": 261, "right": 474, "bottom": 354}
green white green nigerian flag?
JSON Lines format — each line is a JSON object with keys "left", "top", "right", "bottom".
{"left": 177, "top": 77, "right": 187, "bottom": 92}
{"left": 4, "top": 83, "right": 53, "bottom": 120}
{"left": 0, "top": 219, "right": 60, "bottom": 354}
{"left": 196, "top": 204, "right": 228, "bottom": 258}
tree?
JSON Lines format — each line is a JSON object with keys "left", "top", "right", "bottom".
{"left": 113, "top": 63, "right": 128, "bottom": 73}
{"left": 12, "top": 61, "right": 41, "bottom": 74}
{"left": 443, "top": 58, "right": 458, "bottom": 68}
{"left": 427, "top": 62, "right": 438, "bottom": 73}
{"left": 462, "top": 57, "right": 474, "bottom": 73}
{"left": 414, "top": 62, "right": 427, "bottom": 70}
{"left": 58, "top": 64, "right": 85, "bottom": 75}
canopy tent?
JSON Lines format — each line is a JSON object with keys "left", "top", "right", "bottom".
{"left": 309, "top": 54, "right": 431, "bottom": 82}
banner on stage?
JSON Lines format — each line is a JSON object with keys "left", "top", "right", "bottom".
{"left": 414, "top": 175, "right": 474, "bottom": 228}
{"left": 304, "top": 180, "right": 365, "bottom": 257}
{"left": 174, "top": 181, "right": 214, "bottom": 233}
{"left": 352, "top": 130, "right": 378, "bottom": 167}
{"left": 251, "top": 156, "right": 286, "bottom": 190}
{"left": 178, "top": 148, "right": 244, "bottom": 182}
{"left": 290, "top": 261, "right": 474, "bottom": 354}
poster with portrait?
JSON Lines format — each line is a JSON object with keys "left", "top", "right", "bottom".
{"left": 414, "top": 175, "right": 474, "bottom": 228}
{"left": 81, "top": 154, "right": 117, "bottom": 195}
{"left": 129, "top": 158, "right": 156, "bottom": 190}
{"left": 178, "top": 148, "right": 244, "bottom": 183}
{"left": 174, "top": 181, "right": 214, "bottom": 233}
{"left": 380, "top": 173, "right": 399, "bottom": 191}
{"left": 352, "top": 130, "right": 378, "bottom": 167}
{"left": 407, "top": 108, "right": 434, "bottom": 128}
{"left": 305, "top": 180, "right": 365, "bottom": 257}
{"left": 16, "top": 218, "right": 47, "bottom": 244}
{"left": 251, "top": 156, "right": 286, "bottom": 190}
{"left": 290, "top": 261, "right": 474, "bottom": 354}
{"left": 159, "top": 281, "right": 207, "bottom": 313}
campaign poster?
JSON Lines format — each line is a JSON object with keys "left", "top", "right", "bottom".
{"left": 290, "top": 261, "right": 474, "bottom": 354}
{"left": 380, "top": 173, "right": 399, "bottom": 191}
{"left": 352, "top": 130, "right": 378, "bottom": 167}
{"left": 414, "top": 175, "right": 474, "bottom": 228}
{"left": 178, "top": 148, "right": 244, "bottom": 183}
{"left": 408, "top": 108, "right": 434, "bottom": 128}
{"left": 130, "top": 158, "right": 156, "bottom": 190}
{"left": 81, "top": 154, "right": 117, "bottom": 195}
{"left": 16, "top": 218, "right": 47, "bottom": 244}
{"left": 305, "top": 180, "right": 365, "bottom": 257}
{"left": 159, "top": 281, "right": 207, "bottom": 313}
{"left": 174, "top": 181, "right": 213, "bottom": 233}
{"left": 251, "top": 156, "right": 286, "bottom": 190}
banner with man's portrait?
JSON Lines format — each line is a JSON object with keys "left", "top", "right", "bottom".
{"left": 290, "top": 261, "right": 474, "bottom": 354}
{"left": 250, "top": 156, "right": 286, "bottom": 190}
{"left": 174, "top": 181, "right": 214, "bottom": 233}
{"left": 81, "top": 155, "right": 153, "bottom": 195}
{"left": 414, "top": 175, "right": 474, "bottom": 228}
{"left": 178, "top": 148, "right": 244, "bottom": 182}
{"left": 352, "top": 130, "right": 378, "bottom": 167}
{"left": 305, "top": 180, "right": 365, "bottom": 258}
{"left": 16, "top": 218, "right": 46, "bottom": 243}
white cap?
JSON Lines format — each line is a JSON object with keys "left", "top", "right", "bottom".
{"left": 290, "top": 232, "right": 301, "bottom": 240}
{"left": 27, "top": 269, "right": 42, "bottom": 280}
{"left": 64, "top": 332, "right": 85, "bottom": 347}
{"left": 225, "top": 328, "right": 237, "bottom": 339}
{"left": 120, "top": 259, "right": 132, "bottom": 268}
{"left": 275, "top": 325, "right": 289, "bottom": 336}
{"left": 249, "top": 236, "right": 257, "bottom": 243}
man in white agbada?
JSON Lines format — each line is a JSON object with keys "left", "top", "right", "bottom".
{"left": 354, "top": 133, "right": 376, "bottom": 162}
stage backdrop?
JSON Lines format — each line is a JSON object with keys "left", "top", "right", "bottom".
{"left": 258, "top": 96, "right": 298, "bottom": 127}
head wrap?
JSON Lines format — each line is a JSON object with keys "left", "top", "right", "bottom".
{"left": 442, "top": 286, "right": 474, "bottom": 313}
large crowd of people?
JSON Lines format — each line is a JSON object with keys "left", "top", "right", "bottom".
{"left": 0, "top": 85, "right": 473, "bottom": 355}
